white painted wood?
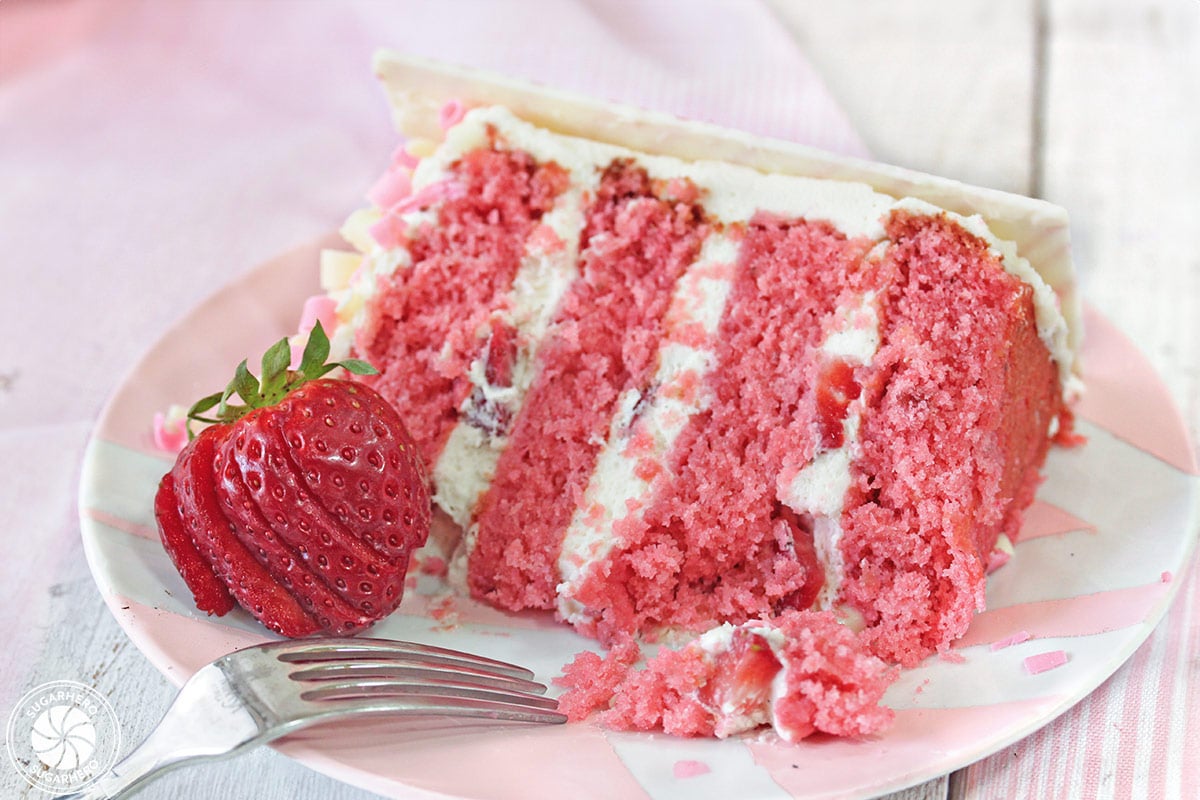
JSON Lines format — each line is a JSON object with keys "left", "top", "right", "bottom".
{"left": 768, "top": 0, "right": 1039, "bottom": 195}
{"left": 1041, "top": 0, "right": 1199, "bottom": 442}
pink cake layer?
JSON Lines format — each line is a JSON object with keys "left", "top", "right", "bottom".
{"left": 841, "top": 211, "right": 1060, "bottom": 666}
{"left": 356, "top": 147, "right": 569, "bottom": 467}
{"left": 556, "top": 610, "right": 897, "bottom": 741}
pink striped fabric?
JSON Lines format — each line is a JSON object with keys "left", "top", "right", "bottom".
{"left": 956, "top": 561, "right": 1198, "bottom": 799}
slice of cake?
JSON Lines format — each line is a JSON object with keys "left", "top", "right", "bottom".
{"left": 315, "top": 54, "right": 1080, "bottom": 678}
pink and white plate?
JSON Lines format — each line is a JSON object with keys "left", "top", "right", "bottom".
{"left": 79, "top": 238, "right": 1200, "bottom": 800}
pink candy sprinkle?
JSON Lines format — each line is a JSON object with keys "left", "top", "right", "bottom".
{"left": 367, "top": 168, "right": 413, "bottom": 210}
{"left": 990, "top": 631, "right": 1032, "bottom": 651}
{"left": 368, "top": 213, "right": 409, "bottom": 250}
{"left": 1024, "top": 650, "right": 1069, "bottom": 675}
{"left": 673, "top": 760, "right": 710, "bottom": 779}
{"left": 152, "top": 409, "right": 188, "bottom": 453}
{"left": 1162, "top": 571, "right": 1173, "bottom": 583}
{"left": 298, "top": 295, "right": 338, "bottom": 338}
{"left": 391, "top": 180, "right": 461, "bottom": 216}
{"left": 439, "top": 99, "right": 467, "bottom": 131}
{"left": 389, "top": 142, "right": 419, "bottom": 170}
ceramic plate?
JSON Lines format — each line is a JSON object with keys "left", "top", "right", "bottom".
{"left": 79, "top": 237, "right": 1200, "bottom": 800}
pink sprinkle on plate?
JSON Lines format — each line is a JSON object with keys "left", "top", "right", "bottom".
{"left": 1024, "top": 650, "right": 1069, "bottom": 675}
{"left": 990, "top": 631, "right": 1033, "bottom": 651}
{"left": 674, "top": 760, "right": 711, "bottom": 779}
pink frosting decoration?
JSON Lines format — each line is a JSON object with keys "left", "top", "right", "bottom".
{"left": 439, "top": 99, "right": 467, "bottom": 131}
{"left": 390, "top": 179, "right": 461, "bottom": 216}
{"left": 152, "top": 407, "right": 188, "bottom": 453}
{"left": 990, "top": 631, "right": 1032, "bottom": 651}
{"left": 367, "top": 168, "right": 413, "bottom": 210}
{"left": 673, "top": 760, "right": 711, "bottom": 779}
{"left": 1024, "top": 650, "right": 1069, "bottom": 675}
{"left": 389, "top": 142, "right": 419, "bottom": 170}
{"left": 368, "top": 213, "right": 409, "bottom": 249}
{"left": 298, "top": 294, "right": 338, "bottom": 337}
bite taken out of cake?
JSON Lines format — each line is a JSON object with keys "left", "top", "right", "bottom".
{"left": 306, "top": 53, "right": 1082, "bottom": 740}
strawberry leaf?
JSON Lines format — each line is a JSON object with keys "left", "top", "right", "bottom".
{"left": 232, "top": 360, "right": 261, "bottom": 406}
{"left": 299, "top": 321, "right": 332, "bottom": 380}
{"left": 338, "top": 359, "right": 379, "bottom": 376}
{"left": 189, "top": 391, "right": 223, "bottom": 417}
{"left": 259, "top": 338, "right": 292, "bottom": 404}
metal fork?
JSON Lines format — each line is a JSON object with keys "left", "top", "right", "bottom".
{"left": 62, "top": 637, "right": 566, "bottom": 799}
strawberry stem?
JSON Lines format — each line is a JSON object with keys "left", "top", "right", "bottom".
{"left": 185, "top": 322, "right": 377, "bottom": 437}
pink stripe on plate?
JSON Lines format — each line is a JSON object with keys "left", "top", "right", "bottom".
{"left": 956, "top": 580, "right": 1171, "bottom": 649}
{"left": 1073, "top": 306, "right": 1199, "bottom": 475}
{"left": 1018, "top": 500, "right": 1096, "bottom": 541}
{"left": 85, "top": 507, "right": 159, "bottom": 541}
{"left": 748, "top": 697, "right": 1058, "bottom": 798}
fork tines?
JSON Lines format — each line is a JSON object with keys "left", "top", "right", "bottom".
{"left": 268, "top": 638, "right": 566, "bottom": 725}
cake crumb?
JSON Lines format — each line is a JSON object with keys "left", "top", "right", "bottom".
{"left": 673, "top": 760, "right": 710, "bottom": 779}
{"left": 938, "top": 650, "right": 966, "bottom": 664}
{"left": 1024, "top": 650, "right": 1068, "bottom": 675}
{"left": 990, "top": 631, "right": 1033, "bottom": 651}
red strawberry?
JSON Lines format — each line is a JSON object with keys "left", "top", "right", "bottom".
{"left": 154, "top": 473, "right": 235, "bottom": 616}
{"left": 153, "top": 322, "right": 430, "bottom": 636}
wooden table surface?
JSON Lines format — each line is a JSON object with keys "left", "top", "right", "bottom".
{"left": 3, "top": 1, "right": 1196, "bottom": 798}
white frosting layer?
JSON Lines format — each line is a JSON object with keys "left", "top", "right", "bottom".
{"left": 555, "top": 231, "right": 738, "bottom": 624}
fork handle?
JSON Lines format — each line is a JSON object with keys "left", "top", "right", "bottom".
{"left": 58, "top": 689, "right": 266, "bottom": 800}
{"left": 57, "top": 737, "right": 256, "bottom": 800}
